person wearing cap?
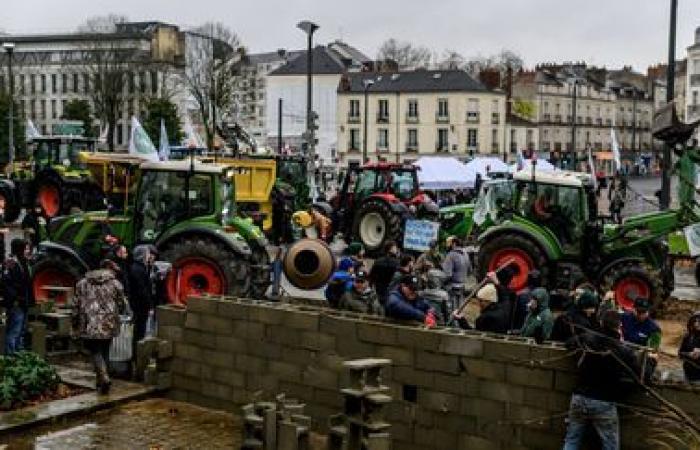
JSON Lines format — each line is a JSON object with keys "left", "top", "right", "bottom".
{"left": 343, "top": 242, "right": 366, "bottom": 273}
{"left": 385, "top": 275, "right": 435, "bottom": 327}
{"left": 519, "top": 288, "right": 554, "bottom": 343}
{"left": 621, "top": 298, "right": 661, "bottom": 350}
{"left": 563, "top": 310, "right": 646, "bottom": 450}
{"left": 550, "top": 289, "right": 599, "bottom": 343}
{"left": 324, "top": 257, "right": 355, "bottom": 307}
{"left": 678, "top": 311, "right": 700, "bottom": 383}
{"left": 338, "top": 270, "right": 382, "bottom": 316}
{"left": 415, "top": 240, "right": 443, "bottom": 276}
{"left": 453, "top": 283, "right": 511, "bottom": 334}
{"left": 388, "top": 254, "right": 415, "bottom": 292}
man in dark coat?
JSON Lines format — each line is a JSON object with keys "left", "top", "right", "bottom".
{"left": 369, "top": 240, "right": 400, "bottom": 305}
{"left": 453, "top": 283, "right": 512, "bottom": 334}
{"left": 128, "top": 245, "right": 154, "bottom": 352}
{"left": 2, "top": 239, "right": 33, "bottom": 354}
{"left": 678, "top": 311, "right": 700, "bottom": 383}
{"left": 551, "top": 289, "right": 599, "bottom": 342}
{"left": 385, "top": 275, "right": 435, "bottom": 327}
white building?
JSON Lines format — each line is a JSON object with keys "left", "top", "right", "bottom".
{"left": 265, "top": 42, "right": 370, "bottom": 164}
{"left": 687, "top": 27, "right": 700, "bottom": 140}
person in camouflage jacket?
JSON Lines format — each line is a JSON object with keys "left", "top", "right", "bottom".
{"left": 72, "top": 260, "right": 127, "bottom": 394}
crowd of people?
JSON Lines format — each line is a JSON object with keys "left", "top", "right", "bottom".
{"left": 0, "top": 234, "right": 165, "bottom": 394}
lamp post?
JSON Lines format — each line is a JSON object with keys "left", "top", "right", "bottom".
{"left": 3, "top": 42, "right": 15, "bottom": 165}
{"left": 362, "top": 79, "right": 374, "bottom": 163}
{"left": 570, "top": 78, "right": 579, "bottom": 169}
{"left": 660, "top": 0, "right": 677, "bottom": 210}
{"left": 297, "top": 20, "right": 319, "bottom": 199}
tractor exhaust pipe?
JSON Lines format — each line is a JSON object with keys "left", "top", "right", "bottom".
{"left": 283, "top": 238, "right": 336, "bottom": 290}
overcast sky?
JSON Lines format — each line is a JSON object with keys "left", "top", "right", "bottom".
{"left": 2, "top": 0, "right": 699, "bottom": 71}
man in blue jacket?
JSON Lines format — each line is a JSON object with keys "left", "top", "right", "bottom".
{"left": 385, "top": 275, "right": 436, "bottom": 327}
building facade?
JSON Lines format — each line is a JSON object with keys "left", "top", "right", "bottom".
{"left": 265, "top": 41, "right": 370, "bottom": 163}
{"left": 0, "top": 22, "right": 186, "bottom": 148}
{"left": 336, "top": 70, "right": 507, "bottom": 165}
{"left": 505, "top": 114, "right": 539, "bottom": 156}
{"left": 687, "top": 27, "right": 700, "bottom": 141}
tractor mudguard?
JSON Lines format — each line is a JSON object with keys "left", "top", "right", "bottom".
{"left": 369, "top": 193, "right": 402, "bottom": 204}
{"left": 34, "top": 241, "right": 90, "bottom": 272}
{"left": 477, "top": 223, "right": 563, "bottom": 262}
{"left": 156, "top": 225, "right": 253, "bottom": 259}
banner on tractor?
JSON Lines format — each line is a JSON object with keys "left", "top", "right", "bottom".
{"left": 684, "top": 223, "right": 700, "bottom": 257}
{"left": 404, "top": 219, "right": 440, "bottom": 252}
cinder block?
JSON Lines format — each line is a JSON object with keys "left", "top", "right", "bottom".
{"left": 299, "top": 331, "right": 336, "bottom": 351}
{"left": 215, "top": 335, "right": 247, "bottom": 353}
{"left": 313, "top": 387, "right": 343, "bottom": 408}
{"left": 157, "top": 325, "right": 183, "bottom": 342}
{"left": 212, "top": 368, "right": 245, "bottom": 388}
{"left": 201, "top": 315, "right": 234, "bottom": 335}
{"left": 177, "top": 361, "right": 202, "bottom": 378}
{"left": 459, "top": 434, "right": 502, "bottom": 450}
{"left": 553, "top": 372, "right": 576, "bottom": 393}
{"left": 280, "top": 347, "right": 317, "bottom": 366}
{"left": 269, "top": 360, "right": 303, "bottom": 382}
{"left": 395, "top": 326, "right": 441, "bottom": 351}
{"left": 440, "top": 413, "right": 477, "bottom": 434}
{"left": 157, "top": 305, "right": 186, "bottom": 326}
{"left": 393, "top": 366, "right": 434, "bottom": 388}
{"left": 433, "top": 373, "right": 474, "bottom": 396}
{"left": 461, "top": 397, "right": 505, "bottom": 420}
{"left": 266, "top": 327, "right": 302, "bottom": 346}
{"left": 174, "top": 343, "right": 202, "bottom": 362}
{"left": 507, "top": 404, "right": 551, "bottom": 430}
{"left": 519, "top": 428, "right": 561, "bottom": 450}
{"left": 168, "top": 389, "right": 189, "bottom": 402}
{"left": 357, "top": 322, "right": 399, "bottom": 346}
{"left": 284, "top": 310, "right": 320, "bottom": 331}
{"left": 302, "top": 366, "right": 338, "bottom": 389}
{"left": 184, "top": 312, "right": 203, "bottom": 329}
{"left": 28, "top": 322, "right": 47, "bottom": 357}
{"left": 203, "top": 349, "right": 235, "bottom": 368}
{"left": 247, "top": 341, "right": 283, "bottom": 359}
{"left": 202, "top": 381, "right": 232, "bottom": 400}
{"left": 415, "top": 350, "right": 460, "bottom": 375}
{"left": 278, "top": 381, "right": 314, "bottom": 402}
{"left": 482, "top": 337, "right": 532, "bottom": 362}
{"left": 438, "top": 333, "right": 484, "bottom": 357}
{"left": 217, "top": 300, "right": 249, "bottom": 320}
{"left": 187, "top": 296, "right": 219, "bottom": 314}
{"left": 506, "top": 365, "right": 554, "bottom": 389}
{"left": 319, "top": 314, "right": 358, "bottom": 339}
{"left": 335, "top": 337, "right": 377, "bottom": 358}
{"left": 461, "top": 358, "right": 505, "bottom": 381}
{"left": 172, "top": 373, "right": 201, "bottom": 392}
{"left": 478, "top": 379, "right": 525, "bottom": 404}
{"left": 249, "top": 305, "right": 287, "bottom": 325}
{"left": 232, "top": 320, "right": 265, "bottom": 340}
{"left": 235, "top": 354, "right": 268, "bottom": 373}
{"left": 183, "top": 329, "right": 217, "bottom": 349}
{"left": 413, "top": 425, "right": 458, "bottom": 450}
{"left": 157, "top": 340, "right": 173, "bottom": 359}
{"left": 418, "top": 389, "right": 460, "bottom": 413}
{"left": 246, "top": 374, "right": 279, "bottom": 392}
{"left": 314, "top": 353, "right": 345, "bottom": 372}
{"left": 377, "top": 345, "right": 413, "bottom": 366}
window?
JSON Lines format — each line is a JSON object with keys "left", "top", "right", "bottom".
{"left": 62, "top": 74, "right": 67, "bottom": 93}
{"left": 510, "top": 129, "right": 517, "bottom": 152}
{"left": 491, "top": 129, "right": 499, "bottom": 153}
{"left": 437, "top": 128, "right": 448, "bottom": 151}
{"left": 73, "top": 73, "right": 79, "bottom": 93}
{"left": 349, "top": 99, "right": 360, "bottom": 119}
{"left": 61, "top": 100, "right": 67, "bottom": 115}
{"left": 407, "top": 99, "right": 418, "bottom": 118}
{"left": 349, "top": 129, "right": 360, "bottom": 150}
{"left": 467, "top": 129, "right": 478, "bottom": 147}
{"left": 0, "top": 75, "right": 4, "bottom": 92}
{"left": 151, "top": 71, "right": 158, "bottom": 94}
{"left": 30, "top": 75, "right": 36, "bottom": 94}
{"left": 128, "top": 73, "right": 135, "bottom": 94}
{"left": 467, "top": 99, "right": 479, "bottom": 122}
{"left": 543, "top": 102, "right": 549, "bottom": 113}
{"left": 378, "top": 99, "right": 389, "bottom": 122}
{"left": 51, "top": 99, "right": 57, "bottom": 119}
{"left": 492, "top": 100, "right": 500, "bottom": 124}
{"left": 694, "top": 91, "right": 699, "bottom": 106}
{"left": 437, "top": 99, "right": 449, "bottom": 118}
{"left": 52, "top": 74, "right": 57, "bottom": 93}
{"left": 40, "top": 100, "right": 46, "bottom": 119}
{"left": 83, "top": 74, "right": 90, "bottom": 94}
{"left": 407, "top": 129, "right": 418, "bottom": 149}
{"left": 377, "top": 129, "right": 389, "bottom": 149}
{"left": 30, "top": 100, "right": 36, "bottom": 119}
{"left": 140, "top": 72, "right": 147, "bottom": 93}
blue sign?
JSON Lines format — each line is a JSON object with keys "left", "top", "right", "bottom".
{"left": 403, "top": 219, "right": 440, "bottom": 252}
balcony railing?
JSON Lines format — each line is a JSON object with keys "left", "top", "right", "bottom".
{"left": 376, "top": 144, "right": 389, "bottom": 152}
{"left": 405, "top": 144, "right": 418, "bottom": 153}
{"left": 347, "top": 144, "right": 360, "bottom": 153}
{"left": 347, "top": 113, "right": 360, "bottom": 124}
{"left": 691, "top": 74, "right": 700, "bottom": 87}
{"left": 491, "top": 113, "right": 500, "bottom": 125}
{"left": 554, "top": 114, "right": 562, "bottom": 123}
{"left": 688, "top": 104, "right": 700, "bottom": 117}
{"left": 436, "top": 113, "right": 450, "bottom": 123}
{"left": 377, "top": 115, "right": 389, "bottom": 124}
{"left": 466, "top": 112, "right": 479, "bottom": 123}
{"left": 543, "top": 113, "right": 551, "bottom": 122}
{"left": 406, "top": 114, "right": 419, "bottom": 123}
{"left": 436, "top": 142, "right": 449, "bottom": 152}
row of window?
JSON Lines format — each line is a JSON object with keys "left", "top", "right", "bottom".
{"left": 346, "top": 127, "right": 500, "bottom": 153}
{"left": 348, "top": 98, "right": 500, "bottom": 123}
{"left": 17, "top": 97, "right": 145, "bottom": 121}
{"left": 0, "top": 71, "right": 159, "bottom": 96}
{"left": 541, "top": 141, "right": 651, "bottom": 151}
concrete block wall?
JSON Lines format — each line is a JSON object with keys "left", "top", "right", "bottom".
{"left": 159, "top": 298, "right": 700, "bottom": 450}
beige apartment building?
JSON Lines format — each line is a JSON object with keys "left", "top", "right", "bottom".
{"left": 336, "top": 70, "right": 506, "bottom": 165}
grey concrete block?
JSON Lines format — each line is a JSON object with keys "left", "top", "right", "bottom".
{"left": 438, "top": 333, "right": 484, "bottom": 357}
{"left": 217, "top": 300, "right": 249, "bottom": 320}
{"left": 157, "top": 305, "right": 186, "bottom": 327}
{"left": 357, "top": 322, "right": 399, "bottom": 346}
{"left": 506, "top": 365, "right": 555, "bottom": 389}
{"left": 187, "top": 296, "right": 220, "bottom": 314}
{"left": 284, "top": 310, "right": 320, "bottom": 331}
{"left": 460, "top": 357, "right": 506, "bottom": 381}
{"left": 417, "top": 389, "right": 460, "bottom": 413}
{"left": 415, "top": 350, "right": 460, "bottom": 375}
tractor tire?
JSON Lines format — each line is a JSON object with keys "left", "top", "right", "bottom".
{"left": 31, "top": 252, "right": 84, "bottom": 306}
{"left": 476, "top": 233, "right": 549, "bottom": 292}
{"left": 352, "top": 200, "right": 402, "bottom": 255}
{"left": 35, "top": 181, "right": 63, "bottom": 218}
{"left": 0, "top": 185, "right": 20, "bottom": 223}
{"left": 601, "top": 262, "right": 663, "bottom": 313}
{"left": 160, "top": 236, "right": 250, "bottom": 305}
{"left": 249, "top": 244, "right": 272, "bottom": 299}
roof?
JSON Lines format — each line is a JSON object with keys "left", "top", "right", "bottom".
{"left": 512, "top": 169, "right": 593, "bottom": 187}
{"left": 243, "top": 50, "right": 304, "bottom": 66}
{"left": 6, "top": 32, "right": 148, "bottom": 44}
{"left": 339, "top": 70, "right": 489, "bottom": 94}
{"left": 140, "top": 160, "right": 229, "bottom": 174}
{"left": 269, "top": 46, "right": 349, "bottom": 75}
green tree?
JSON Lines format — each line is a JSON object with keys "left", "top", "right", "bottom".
{"left": 512, "top": 99, "right": 536, "bottom": 120}
{"left": 61, "top": 99, "right": 95, "bottom": 137}
{"left": 142, "top": 97, "right": 183, "bottom": 145}
{"left": 0, "top": 92, "right": 26, "bottom": 163}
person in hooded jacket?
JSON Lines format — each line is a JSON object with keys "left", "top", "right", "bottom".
{"left": 513, "top": 269, "right": 541, "bottom": 330}
{"left": 551, "top": 289, "right": 599, "bottom": 342}
{"left": 72, "top": 259, "right": 127, "bottom": 394}
{"left": 128, "top": 245, "right": 154, "bottom": 351}
{"left": 520, "top": 288, "right": 554, "bottom": 343}
{"left": 2, "top": 239, "right": 33, "bottom": 354}
{"left": 108, "top": 245, "right": 130, "bottom": 296}
{"left": 679, "top": 311, "right": 700, "bottom": 383}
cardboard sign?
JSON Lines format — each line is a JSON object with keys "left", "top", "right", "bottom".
{"left": 403, "top": 219, "right": 440, "bottom": 252}
{"left": 684, "top": 224, "right": 700, "bottom": 257}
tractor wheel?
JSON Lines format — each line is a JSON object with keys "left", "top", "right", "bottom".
{"left": 160, "top": 236, "right": 249, "bottom": 306}
{"left": 352, "top": 200, "right": 402, "bottom": 255}
{"left": 36, "top": 181, "right": 62, "bottom": 218}
{"left": 601, "top": 262, "right": 663, "bottom": 312}
{"left": 249, "top": 244, "right": 272, "bottom": 299}
{"left": 477, "top": 234, "right": 549, "bottom": 292}
{"left": 31, "top": 253, "right": 84, "bottom": 306}
{"left": 0, "top": 185, "right": 20, "bottom": 223}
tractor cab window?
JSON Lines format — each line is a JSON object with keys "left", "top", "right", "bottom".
{"left": 278, "top": 160, "right": 304, "bottom": 184}
{"left": 136, "top": 170, "right": 214, "bottom": 241}
{"left": 354, "top": 170, "right": 377, "bottom": 199}
{"left": 519, "top": 183, "right": 582, "bottom": 248}
{"left": 389, "top": 170, "right": 416, "bottom": 200}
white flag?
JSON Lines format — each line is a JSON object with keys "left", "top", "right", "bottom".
{"left": 97, "top": 124, "right": 109, "bottom": 144}
{"left": 610, "top": 128, "right": 621, "bottom": 173}
{"left": 183, "top": 116, "right": 205, "bottom": 148}
{"left": 26, "top": 119, "right": 41, "bottom": 140}
{"left": 158, "top": 119, "right": 170, "bottom": 161}
{"left": 128, "top": 116, "right": 158, "bottom": 162}
{"left": 587, "top": 145, "right": 598, "bottom": 190}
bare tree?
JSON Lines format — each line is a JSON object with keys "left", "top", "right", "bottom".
{"left": 377, "top": 38, "right": 432, "bottom": 70}
{"left": 438, "top": 50, "right": 467, "bottom": 70}
{"left": 182, "top": 22, "right": 246, "bottom": 151}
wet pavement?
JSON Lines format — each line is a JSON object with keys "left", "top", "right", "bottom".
{"left": 1, "top": 398, "right": 240, "bottom": 450}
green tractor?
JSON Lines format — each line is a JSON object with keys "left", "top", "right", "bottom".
{"left": 443, "top": 105, "right": 700, "bottom": 311}
{"left": 0, "top": 134, "right": 106, "bottom": 222}
{"left": 31, "top": 159, "right": 271, "bottom": 306}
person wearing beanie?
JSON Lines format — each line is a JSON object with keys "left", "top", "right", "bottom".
{"left": 343, "top": 242, "right": 366, "bottom": 272}
{"left": 563, "top": 310, "right": 645, "bottom": 450}
{"left": 520, "top": 288, "right": 554, "bottom": 343}
{"left": 679, "top": 311, "right": 700, "bottom": 383}
{"left": 551, "top": 288, "right": 600, "bottom": 343}
{"left": 2, "top": 239, "right": 33, "bottom": 354}
{"left": 454, "top": 283, "right": 511, "bottom": 334}
{"left": 324, "top": 257, "right": 355, "bottom": 308}
{"left": 385, "top": 275, "right": 435, "bottom": 327}
{"left": 621, "top": 297, "right": 661, "bottom": 350}
{"left": 338, "top": 270, "right": 382, "bottom": 316}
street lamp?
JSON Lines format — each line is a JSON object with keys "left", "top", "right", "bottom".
{"left": 660, "top": 0, "right": 677, "bottom": 210}
{"left": 569, "top": 77, "right": 581, "bottom": 170}
{"left": 297, "top": 20, "right": 319, "bottom": 199}
{"left": 3, "top": 42, "right": 15, "bottom": 166}
{"left": 362, "top": 79, "right": 375, "bottom": 163}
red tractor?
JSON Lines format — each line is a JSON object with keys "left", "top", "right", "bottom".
{"left": 322, "top": 163, "right": 438, "bottom": 254}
